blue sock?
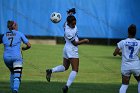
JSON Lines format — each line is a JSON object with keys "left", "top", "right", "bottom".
{"left": 13, "top": 73, "right": 21, "bottom": 92}
{"left": 13, "top": 78, "right": 20, "bottom": 91}
{"left": 10, "top": 73, "right": 14, "bottom": 91}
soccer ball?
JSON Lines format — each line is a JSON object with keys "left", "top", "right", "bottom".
{"left": 50, "top": 12, "right": 61, "bottom": 23}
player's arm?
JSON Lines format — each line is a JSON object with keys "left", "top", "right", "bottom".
{"left": 22, "top": 42, "right": 31, "bottom": 51}
{"left": 0, "top": 34, "right": 4, "bottom": 44}
{"left": 21, "top": 33, "right": 31, "bottom": 51}
{"left": 71, "top": 39, "right": 89, "bottom": 46}
{"left": 113, "top": 47, "right": 122, "bottom": 56}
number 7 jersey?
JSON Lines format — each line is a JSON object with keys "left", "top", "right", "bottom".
{"left": 117, "top": 38, "right": 140, "bottom": 70}
{"left": 2, "top": 30, "right": 29, "bottom": 58}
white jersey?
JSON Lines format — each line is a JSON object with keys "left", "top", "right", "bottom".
{"left": 117, "top": 38, "right": 140, "bottom": 70}
{"left": 63, "top": 25, "right": 79, "bottom": 58}
{"left": 64, "top": 25, "right": 79, "bottom": 48}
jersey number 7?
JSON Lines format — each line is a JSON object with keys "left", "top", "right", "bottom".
{"left": 128, "top": 46, "right": 134, "bottom": 58}
{"left": 8, "top": 37, "right": 13, "bottom": 47}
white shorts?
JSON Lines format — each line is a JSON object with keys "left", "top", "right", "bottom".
{"left": 63, "top": 47, "right": 79, "bottom": 59}
{"left": 121, "top": 69, "right": 140, "bottom": 76}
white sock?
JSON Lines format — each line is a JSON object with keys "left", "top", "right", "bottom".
{"left": 138, "top": 81, "right": 140, "bottom": 93}
{"left": 52, "top": 65, "right": 65, "bottom": 73}
{"left": 66, "top": 71, "right": 77, "bottom": 87}
{"left": 119, "top": 84, "right": 128, "bottom": 93}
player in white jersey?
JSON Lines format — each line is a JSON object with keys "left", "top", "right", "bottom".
{"left": 46, "top": 15, "right": 89, "bottom": 93}
{"left": 113, "top": 24, "right": 140, "bottom": 93}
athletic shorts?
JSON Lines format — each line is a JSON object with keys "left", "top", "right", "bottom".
{"left": 121, "top": 69, "right": 140, "bottom": 77}
{"left": 63, "top": 46, "right": 79, "bottom": 59}
{"left": 3, "top": 56, "right": 23, "bottom": 70}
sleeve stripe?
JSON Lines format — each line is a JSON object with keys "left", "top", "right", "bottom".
{"left": 69, "top": 36, "right": 74, "bottom": 41}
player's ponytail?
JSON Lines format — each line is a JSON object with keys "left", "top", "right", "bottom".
{"left": 7, "top": 20, "right": 14, "bottom": 31}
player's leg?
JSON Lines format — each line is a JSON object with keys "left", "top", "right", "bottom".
{"left": 3, "top": 57, "right": 14, "bottom": 91}
{"left": 46, "top": 58, "right": 70, "bottom": 82}
{"left": 134, "top": 75, "right": 140, "bottom": 93}
{"left": 10, "top": 69, "right": 14, "bottom": 91}
{"left": 13, "top": 61, "right": 23, "bottom": 93}
{"left": 52, "top": 58, "right": 70, "bottom": 72}
{"left": 62, "top": 58, "right": 79, "bottom": 93}
{"left": 133, "top": 69, "right": 140, "bottom": 93}
{"left": 119, "top": 70, "right": 131, "bottom": 93}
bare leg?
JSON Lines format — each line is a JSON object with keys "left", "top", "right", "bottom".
{"left": 46, "top": 58, "right": 70, "bottom": 82}
{"left": 119, "top": 75, "right": 130, "bottom": 93}
{"left": 134, "top": 75, "right": 140, "bottom": 93}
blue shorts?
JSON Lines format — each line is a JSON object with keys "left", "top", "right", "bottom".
{"left": 3, "top": 56, "right": 23, "bottom": 71}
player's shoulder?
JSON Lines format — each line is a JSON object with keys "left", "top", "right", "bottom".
{"left": 136, "top": 39, "right": 140, "bottom": 44}
{"left": 13, "top": 30, "right": 24, "bottom": 36}
{"left": 118, "top": 39, "right": 126, "bottom": 43}
{"left": 64, "top": 25, "right": 72, "bottom": 33}
{"left": 121, "top": 38, "right": 130, "bottom": 42}
{"left": 135, "top": 38, "right": 140, "bottom": 41}
{"left": 65, "top": 25, "right": 71, "bottom": 30}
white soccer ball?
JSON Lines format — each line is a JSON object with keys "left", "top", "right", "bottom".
{"left": 50, "top": 12, "right": 61, "bottom": 23}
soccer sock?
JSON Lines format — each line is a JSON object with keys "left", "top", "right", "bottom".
{"left": 119, "top": 84, "right": 128, "bottom": 93}
{"left": 13, "top": 78, "right": 20, "bottom": 91}
{"left": 10, "top": 72, "right": 14, "bottom": 91}
{"left": 52, "top": 65, "right": 65, "bottom": 73}
{"left": 138, "top": 81, "right": 140, "bottom": 93}
{"left": 13, "top": 71, "right": 22, "bottom": 92}
{"left": 66, "top": 71, "right": 77, "bottom": 87}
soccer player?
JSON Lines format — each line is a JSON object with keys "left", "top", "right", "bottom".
{"left": 113, "top": 24, "right": 140, "bottom": 93}
{"left": 0, "top": 20, "right": 31, "bottom": 93}
{"left": 46, "top": 15, "right": 89, "bottom": 93}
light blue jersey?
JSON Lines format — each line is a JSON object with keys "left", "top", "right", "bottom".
{"left": 2, "top": 30, "right": 29, "bottom": 58}
{"left": 1, "top": 30, "right": 29, "bottom": 92}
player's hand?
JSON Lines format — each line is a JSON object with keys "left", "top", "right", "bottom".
{"left": 22, "top": 43, "right": 31, "bottom": 51}
{"left": 67, "top": 8, "right": 76, "bottom": 15}
{"left": 22, "top": 47, "right": 26, "bottom": 51}
{"left": 118, "top": 52, "right": 122, "bottom": 56}
{"left": 83, "top": 39, "right": 89, "bottom": 43}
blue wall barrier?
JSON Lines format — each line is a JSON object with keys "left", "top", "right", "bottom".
{"left": 0, "top": 0, "right": 140, "bottom": 39}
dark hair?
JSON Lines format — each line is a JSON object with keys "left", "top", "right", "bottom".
{"left": 7, "top": 20, "right": 14, "bottom": 30}
{"left": 128, "top": 24, "right": 136, "bottom": 37}
{"left": 67, "top": 15, "right": 76, "bottom": 24}
{"left": 67, "top": 8, "right": 76, "bottom": 14}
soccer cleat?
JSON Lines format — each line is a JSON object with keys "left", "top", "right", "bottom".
{"left": 62, "top": 85, "right": 68, "bottom": 93}
{"left": 46, "top": 69, "right": 52, "bottom": 82}
{"left": 12, "top": 90, "right": 18, "bottom": 93}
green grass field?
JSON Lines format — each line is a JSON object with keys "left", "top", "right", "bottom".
{"left": 0, "top": 44, "right": 138, "bottom": 93}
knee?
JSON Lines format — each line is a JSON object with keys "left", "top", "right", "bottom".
{"left": 13, "top": 64, "right": 23, "bottom": 81}
{"left": 63, "top": 64, "right": 70, "bottom": 71}
{"left": 122, "top": 77, "right": 130, "bottom": 84}
{"left": 13, "top": 68, "right": 22, "bottom": 81}
{"left": 72, "top": 69, "right": 79, "bottom": 72}
{"left": 64, "top": 66, "right": 69, "bottom": 71}
{"left": 72, "top": 67, "right": 79, "bottom": 72}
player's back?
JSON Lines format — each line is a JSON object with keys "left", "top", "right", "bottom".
{"left": 2, "top": 30, "right": 23, "bottom": 58}
{"left": 120, "top": 38, "right": 140, "bottom": 62}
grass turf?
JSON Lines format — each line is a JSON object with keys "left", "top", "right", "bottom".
{"left": 0, "top": 44, "right": 138, "bottom": 93}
